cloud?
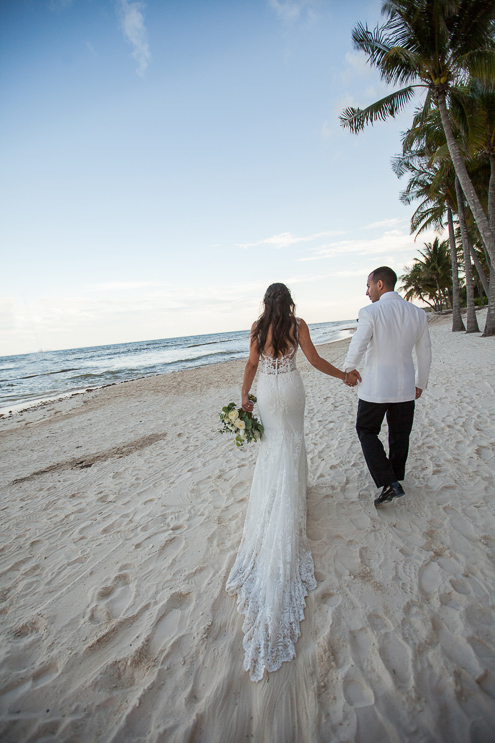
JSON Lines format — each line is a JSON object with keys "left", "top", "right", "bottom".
{"left": 237, "top": 230, "right": 344, "bottom": 250}
{"left": 49, "top": 0, "right": 73, "bottom": 11}
{"left": 89, "top": 281, "right": 162, "bottom": 291}
{"left": 321, "top": 120, "right": 334, "bottom": 139}
{"left": 267, "top": 0, "right": 320, "bottom": 22}
{"left": 363, "top": 218, "right": 402, "bottom": 230}
{"left": 296, "top": 227, "right": 439, "bottom": 262}
{"left": 85, "top": 41, "right": 99, "bottom": 57}
{"left": 340, "top": 51, "right": 374, "bottom": 85}
{"left": 0, "top": 298, "right": 17, "bottom": 332}
{"left": 117, "top": 0, "right": 151, "bottom": 76}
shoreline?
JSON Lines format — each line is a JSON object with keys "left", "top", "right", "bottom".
{"left": 1, "top": 311, "right": 494, "bottom": 742}
{"left": 0, "top": 331, "right": 357, "bottom": 418}
{"left": 2, "top": 303, "right": 487, "bottom": 418}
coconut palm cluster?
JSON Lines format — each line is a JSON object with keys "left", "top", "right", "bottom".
{"left": 340, "top": 0, "right": 495, "bottom": 336}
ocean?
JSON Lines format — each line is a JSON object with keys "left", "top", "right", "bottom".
{"left": 0, "top": 319, "right": 357, "bottom": 414}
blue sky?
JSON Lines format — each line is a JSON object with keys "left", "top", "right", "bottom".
{"left": 0, "top": 0, "right": 435, "bottom": 355}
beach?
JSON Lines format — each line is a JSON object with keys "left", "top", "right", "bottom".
{"left": 0, "top": 310, "right": 494, "bottom": 743}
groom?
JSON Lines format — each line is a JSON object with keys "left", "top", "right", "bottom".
{"left": 344, "top": 266, "right": 431, "bottom": 507}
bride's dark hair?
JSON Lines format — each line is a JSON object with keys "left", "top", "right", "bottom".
{"left": 253, "top": 283, "right": 298, "bottom": 357}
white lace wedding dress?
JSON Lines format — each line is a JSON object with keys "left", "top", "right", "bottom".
{"left": 226, "top": 340, "right": 316, "bottom": 682}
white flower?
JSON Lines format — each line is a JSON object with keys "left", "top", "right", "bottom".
{"left": 228, "top": 409, "right": 239, "bottom": 422}
{"left": 235, "top": 419, "right": 245, "bottom": 430}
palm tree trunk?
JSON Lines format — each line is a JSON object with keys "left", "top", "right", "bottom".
{"left": 455, "top": 177, "right": 480, "bottom": 333}
{"left": 475, "top": 273, "right": 485, "bottom": 307}
{"left": 435, "top": 279, "right": 443, "bottom": 311}
{"left": 486, "top": 264, "right": 495, "bottom": 336}
{"left": 447, "top": 206, "right": 465, "bottom": 331}
{"left": 489, "top": 154, "right": 495, "bottom": 228}
{"left": 437, "top": 93, "right": 495, "bottom": 265}
{"left": 483, "top": 155, "right": 495, "bottom": 336}
{"left": 469, "top": 242, "right": 489, "bottom": 296}
{"left": 418, "top": 294, "right": 436, "bottom": 310}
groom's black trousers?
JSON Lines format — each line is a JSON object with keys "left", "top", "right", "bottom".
{"left": 356, "top": 399, "right": 415, "bottom": 487}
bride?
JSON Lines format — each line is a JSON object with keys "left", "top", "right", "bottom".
{"left": 226, "top": 283, "right": 359, "bottom": 682}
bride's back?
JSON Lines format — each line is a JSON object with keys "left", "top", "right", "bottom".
{"left": 261, "top": 322, "right": 298, "bottom": 359}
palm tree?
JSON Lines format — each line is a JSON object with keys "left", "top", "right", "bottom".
{"left": 462, "top": 79, "right": 495, "bottom": 334}
{"left": 393, "top": 145, "right": 466, "bottom": 329}
{"left": 394, "top": 99, "right": 491, "bottom": 332}
{"left": 401, "top": 237, "right": 452, "bottom": 310}
{"left": 418, "top": 237, "right": 453, "bottom": 309}
{"left": 401, "top": 261, "right": 438, "bottom": 309}
{"left": 339, "top": 1, "right": 495, "bottom": 306}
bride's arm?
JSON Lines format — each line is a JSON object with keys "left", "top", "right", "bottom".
{"left": 241, "top": 322, "right": 260, "bottom": 411}
{"left": 298, "top": 319, "right": 360, "bottom": 385}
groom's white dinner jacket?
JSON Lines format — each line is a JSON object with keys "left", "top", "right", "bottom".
{"left": 344, "top": 291, "right": 431, "bottom": 404}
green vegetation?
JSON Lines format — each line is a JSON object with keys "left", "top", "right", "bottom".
{"left": 339, "top": 0, "right": 495, "bottom": 336}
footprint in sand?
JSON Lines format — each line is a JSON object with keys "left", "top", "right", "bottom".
{"left": 335, "top": 541, "right": 362, "bottom": 576}
{"left": 31, "top": 662, "right": 60, "bottom": 688}
{"left": 148, "top": 592, "right": 193, "bottom": 656}
{"left": 349, "top": 627, "right": 373, "bottom": 657}
{"left": 377, "top": 632, "right": 413, "bottom": 691}
{"left": 450, "top": 577, "right": 472, "bottom": 597}
{"left": 367, "top": 613, "right": 393, "bottom": 634}
{"left": 468, "top": 636, "right": 495, "bottom": 675}
{"left": 0, "top": 656, "right": 59, "bottom": 715}
{"left": 90, "top": 572, "right": 135, "bottom": 623}
{"left": 418, "top": 561, "right": 443, "bottom": 595}
{"left": 12, "top": 615, "right": 46, "bottom": 639}
{"left": 350, "top": 509, "right": 371, "bottom": 531}
{"left": 320, "top": 590, "right": 341, "bottom": 610}
{"left": 343, "top": 666, "right": 375, "bottom": 707}
{"left": 447, "top": 512, "right": 478, "bottom": 541}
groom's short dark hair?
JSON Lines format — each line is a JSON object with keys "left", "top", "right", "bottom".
{"left": 370, "top": 266, "right": 397, "bottom": 289}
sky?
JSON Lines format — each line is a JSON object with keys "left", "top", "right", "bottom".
{"left": 0, "top": 0, "right": 437, "bottom": 356}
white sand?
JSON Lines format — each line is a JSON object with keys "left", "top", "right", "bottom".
{"left": 0, "top": 311, "right": 494, "bottom": 743}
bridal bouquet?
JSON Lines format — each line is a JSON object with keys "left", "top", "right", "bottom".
{"left": 219, "top": 394, "right": 264, "bottom": 448}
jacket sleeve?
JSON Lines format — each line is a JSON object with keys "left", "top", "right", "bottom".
{"left": 344, "top": 307, "right": 373, "bottom": 371}
{"left": 414, "top": 315, "right": 432, "bottom": 389}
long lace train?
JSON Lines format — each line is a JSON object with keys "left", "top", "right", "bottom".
{"left": 226, "top": 348, "right": 316, "bottom": 682}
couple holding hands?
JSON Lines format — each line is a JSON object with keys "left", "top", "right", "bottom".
{"left": 227, "top": 266, "right": 432, "bottom": 682}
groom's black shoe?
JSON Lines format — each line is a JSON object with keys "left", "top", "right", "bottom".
{"left": 374, "top": 481, "right": 405, "bottom": 508}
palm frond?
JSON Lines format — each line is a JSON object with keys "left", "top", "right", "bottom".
{"left": 448, "top": 85, "right": 488, "bottom": 154}
{"left": 449, "top": 0, "right": 495, "bottom": 58}
{"left": 411, "top": 202, "right": 446, "bottom": 236}
{"left": 391, "top": 151, "right": 428, "bottom": 178}
{"left": 380, "top": 46, "right": 425, "bottom": 86}
{"left": 460, "top": 50, "right": 495, "bottom": 88}
{"left": 339, "top": 86, "right": 418, "bottom": 132}
{"left": 351, "top": 22, "right": 393, "bottom": 68}
{"left": 427, "top": 142, "right": 451, "bottom": 166}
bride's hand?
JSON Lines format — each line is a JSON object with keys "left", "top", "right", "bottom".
{"left": 345, "top": 370, "right": 361, "bottom": 386}
{"left": 242, "top": 394, "right": 254, "bottom": 412}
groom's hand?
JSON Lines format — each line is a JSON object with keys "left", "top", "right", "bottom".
{"left": 415, "top": 387, "right": 422, "bottom": 399}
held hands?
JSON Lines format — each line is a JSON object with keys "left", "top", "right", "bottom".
{"left": 344, "top": 370, "right": 361, "bottom": 387}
